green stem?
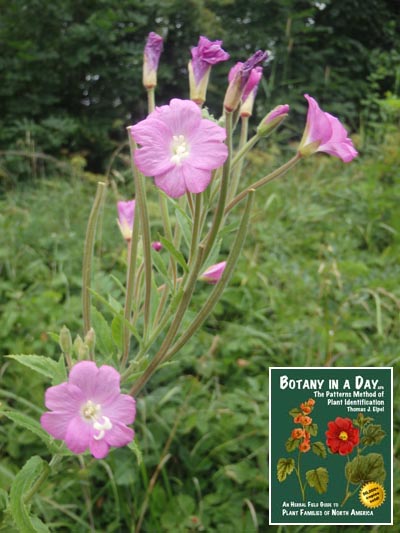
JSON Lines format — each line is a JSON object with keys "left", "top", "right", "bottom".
{"left": 127, "top": 129, "right": 152, "bottom": 341}
{"left": 189, "top": 193, "right": 202, "bottom": 265}
{"left": 225, "top": 153, "right": 301, "bottom": 215}
{"left": 129, "top": 244, "right": 206, "bottom": 396}
{"left": 150, "top": 191, "right": 255, "bottom": 376}
{"left": 231, "top": 132, "right": 260, "bottom": 169}
{"left": 82, "top": 182, "right": 107, "bottom": 338}
{"left": 121, "top": 218, "right": 140, "bottom": 370}
{"left": 229, "top": 115, "right": 249, "bottom": 201}
{"left": 201, "top": 111, "right": 233, "bottom": 262}
{"left": 147, "top": 88, "right": 155, "bottom": 114}
{"left": 295, "top": 449, "right": 306, "bottom": 502}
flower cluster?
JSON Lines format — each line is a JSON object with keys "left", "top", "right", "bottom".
{"left": 291, "top": 398, "right": 316, "bottom": 453}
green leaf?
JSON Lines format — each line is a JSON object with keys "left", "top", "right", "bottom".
{"left": 361, "top": 424, "right": 386, "bottom": 446}
{"left": 174, "top": 208, "right": 192, "bottom": 249}
{"left": 127, "top": 439, "right": 142, "bottom": 466}
{"left": 7, "top": 355, "right": 66, "bottom": 385}
{"left": 10, "top": 456, "right": 50, "bottom": 533}
{"left": 308, "top": 423, "right": 318, "bottom": 437}
{"left": 306, "top": 467, "right": 329, "bottom": 494}
{"left": 277, "top": 458, "right": 295, "bottom": 481}
{"left": 91, "top": 307, "right": 116, "bottom": 356}
{"left": 151, "top": 247, "right": 173, "bottom": 290}
{"left": 0, "top": 411, "right": 55, "bottom": 451}
{"left": 285, "top": 437, "right": 299, "bottom": 452}
{"left": 345, "top": 453, "right": 386, "bottom": 485}
{"left": 159, "top": 236, "right": 188, "bottom": 273}
{"left": 312, "top": 441, "right": 327, "bottom": 458}
{"left": 289, "top": 407, "right": 301, "bottom": 418}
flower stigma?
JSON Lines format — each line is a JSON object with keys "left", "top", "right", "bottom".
{"left": 81, "top": 400, "right": 113, "bottom": 441}
{"left": 339, "top": 431, "right": 348, "bottom": 441}
{"left": 170, "top": 135, "right": 190, "bottom": 165}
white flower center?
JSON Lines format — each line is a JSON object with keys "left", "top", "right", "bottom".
{"left": 80, "top": 400, "right": 113, "bottom": 441}
{"left": 170, "top": 134, "right": 190, "bottom": 165}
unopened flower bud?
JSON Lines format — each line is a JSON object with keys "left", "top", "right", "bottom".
{"left": 200, "top": 261, "right": 226, "bottom": 284}
{"left": 117, "top": 200, "right": 135, "bottom": 241}
{"left": 257, "top": 104, "right": 290, "bottom": 136}
{"left": 143, "top": 32, "right": 164, "bottom": 89}
{"left": 151, "top": 241, "right": 163, "bottom": 252}
{"left": 84, "top": 327, "right": 96, "bottom": 352}
{"left": 59, "top": 325, "right": 72, "bottom": 354}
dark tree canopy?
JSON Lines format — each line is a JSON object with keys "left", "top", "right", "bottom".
{"left": 0, "top": 0, "right": 399, "bottom": 174}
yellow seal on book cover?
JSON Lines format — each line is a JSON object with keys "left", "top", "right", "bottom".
{"left": 359, "top": 481, "right": 385, "bottom": 509}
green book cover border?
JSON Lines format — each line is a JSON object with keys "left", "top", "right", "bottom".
{"left": 269, "top": 366, "right": 393, "bottom": 526}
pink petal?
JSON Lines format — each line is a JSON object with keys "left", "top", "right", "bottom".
{"left": 154, "top": 166, "right": 188, "bottom": 198}
{"left": 40, "top": 411, "right": 72, "bottom": 440}
{"left": 161, "top": 99, "right": 202, "bottom": 136}
{"left": 182, "top": 165, "right": 213, "bottom": 194}
{"left": 304, "top": 94, "right": 332, "bottom": 145}
{"left": 68, "top": 361, "right": 98, "bottom": 398}
{"left": 89, "top": 438, "right": 110, "bottom": 459}
{"left": 188, "top": 140, "right": 228, "bottom": 170}
{"left": 103, "top": 394, "right": 136, "bottom": 424}
{"left": 92, "top": 365, "right": 121, "bottom": 405}
{"left": 64, "top": 416, "right": 91, "bottom": 454}
{"left": 44, "top": 382, "right": 84, "bottom": 412}
{"left": 105, "top": 421, "right": 134, "bottom": 447}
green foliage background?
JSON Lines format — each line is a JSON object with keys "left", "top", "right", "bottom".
{"left": 1, "top": 0, "right": 399, "bottom": 180}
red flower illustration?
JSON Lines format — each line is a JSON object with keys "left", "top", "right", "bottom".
{"left": 326, "top": 417, "right": 360, "bottom": 456}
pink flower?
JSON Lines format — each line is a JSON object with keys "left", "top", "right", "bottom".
{"left": 151, "top": 241, "right": 163, "bottom": 252}
{"left": 117, "top": 200, "right": 135, "bottom": 241}
{"left": 228, "top": 62, "right": 263, "bottom": 116}
{"left": 189, "top": 36, "right": 230, "bottom": 104}
{"left": 40, "top": 361, "right": 136, "bottom": 459}
{"left": 200, "top": 261, "right": 226, "bottom": 284}
{"left": 298, "top": 94, "right": 358, "bottom": 162}
{"left": 224, "top": 50, "right": 267, "bottom": 112}
{"left": 130, "top": 99, "right": 228, "bottom": 198}
{"left": 143, "top": 32, "right": 164, "bottom": 88}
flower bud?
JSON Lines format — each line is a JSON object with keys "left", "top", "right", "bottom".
{"left": 151, "top": 241, "right": 163, "bottom": 252}
{"left": 84, "top": 327, "right": 96, "bottom": 352}
{"left": 117, "top": 200, "right": 135, "bottom": 241}
{"left": 200, "top": 261, "right": 226, "bottom": 284}
{"left": 189, "top": 36, "right": 229, "bottom": 105}
{"left": 59, "top": 325, "right": 72, "bottom": 354}
{"left": 257, "top": 104, "right": 290, "bottom": 136}
{"left": 143, "top": 32, "right": 164, "bottom": 89}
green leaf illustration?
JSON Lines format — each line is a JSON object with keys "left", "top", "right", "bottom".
{"left": 306, "top": 467, "right": 329, "bottom": 494}
{"left": 277, "top": 458, "right": 295, "bottom": 482}
{"left": 361, "top": 424, "right": 386, "bottom": 446}
{"left": 345, "top": 453, "right": 386, "bottom": 485}
{"left": 289, "top": 407, "right": 301, "bottom": 418}
{"left": 312, "top": 441, "right": 327, "bottom": 458}
{"left": 308, "top": 423, "right": 318, "bottom": 437}
{"left": 285, "top": 437, "right": 299, "bottom": 452}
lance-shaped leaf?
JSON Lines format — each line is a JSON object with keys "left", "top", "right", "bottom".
{"left": 277, "top": 458, "right": 295, "bottom": 482}
{"left": 345, "top": 453, "right": 386, "bottom": 485}
{"left": 306, "top": 467, "right": 329, "bottom": 494}
{"left": 10, "top": 456, "right": 50, "bottom": 533}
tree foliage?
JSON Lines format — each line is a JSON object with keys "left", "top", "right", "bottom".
{"left": 0, "top": 0, "right": 399, "bottom": 176}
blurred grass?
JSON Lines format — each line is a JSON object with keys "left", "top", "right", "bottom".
{"left": 0, "top": 130, "right": 399, "bottom": 531}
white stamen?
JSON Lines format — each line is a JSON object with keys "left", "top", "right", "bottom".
{"left": 93, "top": 416, "right": 113, "bottom": 441}
{"left": 81, "top": 401, "right": 113, "bottom": 441}
{"left": 170, "top": 134, "right": 190, "bottom": 165}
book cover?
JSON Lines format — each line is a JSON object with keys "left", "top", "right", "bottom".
{"left": 269, "top": 367, "right": 393, "bottom": 525}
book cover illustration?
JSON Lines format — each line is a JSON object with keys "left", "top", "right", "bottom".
{"left": 269, "top": 367, "right": 392, "bottom": 525}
